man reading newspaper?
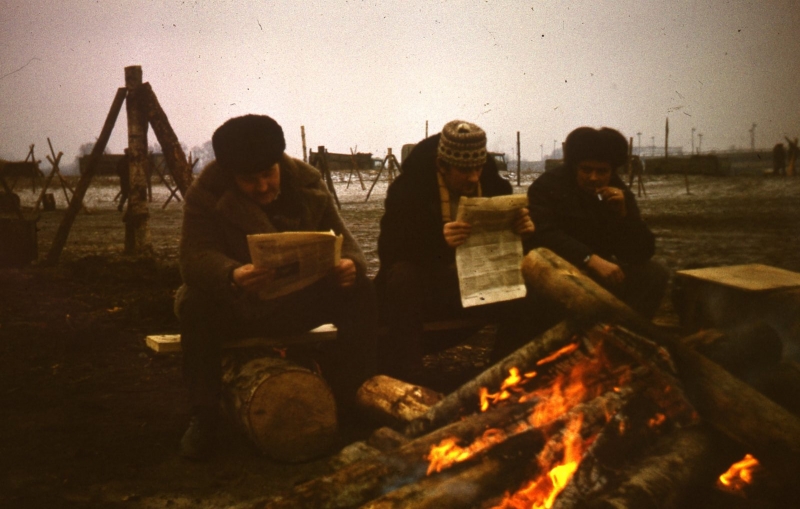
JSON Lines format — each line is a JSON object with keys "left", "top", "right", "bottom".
{"left": 376, "top": 120, "right": 539, "bottom": 382}
{"left": 174, "top": 115, "right": 376, "bottom": 459}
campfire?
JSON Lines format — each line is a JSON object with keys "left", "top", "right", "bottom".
{"left": 251, "top": 249, "right": 799, "bottom": 509}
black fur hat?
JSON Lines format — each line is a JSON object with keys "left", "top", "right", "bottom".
{"left": 212, "top": 114, "right": 286, "bottom": 175}
{"left": 563, "top": 127, "right": 628, "bottom": 171}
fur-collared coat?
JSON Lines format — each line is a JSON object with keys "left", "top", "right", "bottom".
{"left": 176, "top": 154, "right": 366, "bottom": 307}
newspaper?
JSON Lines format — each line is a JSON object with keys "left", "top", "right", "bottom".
{"left": 455, "top": 194, "right": 529, "bottom": 308}
{"left": 246, "top": 230, "right": 343, "bottom": 300}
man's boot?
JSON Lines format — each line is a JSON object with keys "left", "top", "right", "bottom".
{"left": 179, "top": 408, "right": 217, "bottom": 460}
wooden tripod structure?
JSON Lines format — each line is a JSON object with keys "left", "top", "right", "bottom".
{"left": 365, "top": 148, "right": 400, "bottom": 202}
{"left": 626, "top": 136, "right": 647, "bottom": 198}
{"left": 44, "top": 65, "right": 194, "bottom": 265}
{"left": 311, "top": 145, "right": 341, "bottom": 210}
{"left": 345, "top": 147, "right": 366, "bottom": 191}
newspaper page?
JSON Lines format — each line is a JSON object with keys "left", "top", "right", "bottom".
{"left": 455, "top": 194, "right": 529, "bottom": 308}
{"left": 246, "top": 230, "right": 343, "bottom": 300}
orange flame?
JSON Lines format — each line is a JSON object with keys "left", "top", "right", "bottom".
{"left": 480, "top": 367, "right": 538, "bottom": 412}
{"left": 535, "top": 343, "right": 580, "bottom": 366}
{"left": 718, "top": 454, "right": 760, "bottom": 493}
{"left": 426, "top": 427, "right": 508, "bottom": 475}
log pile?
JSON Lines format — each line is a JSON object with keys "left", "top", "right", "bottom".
{"left": 239, "top": 248, "right": 800, "bottom": 509}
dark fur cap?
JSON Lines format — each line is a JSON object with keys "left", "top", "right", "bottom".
{"left": 212, "top": 114, "right": 286, "bottom": 175}
{"left": 563, "top": 127, "right": 628, "bottom": 170}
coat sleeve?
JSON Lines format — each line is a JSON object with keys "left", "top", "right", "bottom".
{"left": 378, "top": 176, "right": 449, "bottom": 270}
{"left": 178, "top": 190, "right": 242, "bottom": 296}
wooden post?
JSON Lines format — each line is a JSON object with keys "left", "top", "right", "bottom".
{"left": 664, "top": 117, "right": 669, "bottom": 159}
{"left": 44, "top": 88, "right": 127, "bottom": 265}
{"left": 387, "top": 147, "right": 396, "bottom": 183}
{"left": 316, "top": 146, "right": 340, "bottom": 209}
{"left": 516, "top": 131, "right": 521, "bottom": 186}
{"left": 301, "top": 126, "right": 307, "bottom": 163}
{"left": 123, "top": 65, "right": 152, "bottom": 255}
{"left": 140, "top": 82, "right": 193, "bottom": 197}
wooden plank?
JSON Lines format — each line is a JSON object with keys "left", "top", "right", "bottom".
{"left": 676, "top": 264, "right": 800, "bottom": 292}
{"left": 144, "top": 323, "right": 338, "bottom": 354}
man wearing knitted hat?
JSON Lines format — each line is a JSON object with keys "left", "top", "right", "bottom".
{"left": 526, "top": 126, "right": 668, "bottom": 319}
{"left": 174, "top": 114, "right": 376, "bottom": 459}
{"left": 376, "top": 120, "right": 535, "bottom": 381}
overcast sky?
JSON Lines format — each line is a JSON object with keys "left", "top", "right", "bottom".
{"left": 1, "top": 0, "right": 799, "bottom": 164}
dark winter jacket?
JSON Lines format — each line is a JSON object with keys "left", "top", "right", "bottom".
{"left": 526, "top": 164, "right": 655, "bottom": 268}
{"left": 176, "top": 154, "right": 366, "bottom": 306}
{"left": 376, "top": 134, "right": 513, "bottom": 280}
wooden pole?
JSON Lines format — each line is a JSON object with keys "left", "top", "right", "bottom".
{"left": 516, "top": 131, "right": 521, "bottom": 187}
{"left": 301, "top": 126, "right": 307, "bottom": 163}
{"left": 45, "top": 87, "right": 127, "bottom": 265}
{"left": 664, "top": 117, "right": 669, "bottom": 159}
{"left": 387, "top": 147, "right": 396, "bottom": 183}
{"left": 316, "top": 146, "right": 340, "bottom": 209}
{"left": 123, "top": 65, "right": 152, "bottom": 255}
{"left": 140, "top": 82, "right": 192, "bottom": 197}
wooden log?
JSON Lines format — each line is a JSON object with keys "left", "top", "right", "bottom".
{"left": 356, "top": 375, "right": 444, "bottom": 428}
{"left": 140, "top": 82, "right": 193, "bottom": 197}
{"left": 257, "top": 401, "right": 538, "bottom": 509}
{"left": 405, "top": 320, "right": 580, "bottom": 437}
{"left": 577, "top": 426, "right": 732, "bottom": 509}
{"left": 521, "top": 248, "right": 800, "bottom": 476}
{"left": 221, "top": 353, "right": 338, "bottom": 463}
{"left": 44, "top": 87, "right": 127, "bottom": 265}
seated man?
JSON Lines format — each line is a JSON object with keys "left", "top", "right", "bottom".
{"left": 376, "top": 120, "right": 535, "bottom": 379}
{"left": 175, "top": 114, "right": 376, "bottom": 459}
{"left": 527, "top": 126, "right": 668, "bottom": 319}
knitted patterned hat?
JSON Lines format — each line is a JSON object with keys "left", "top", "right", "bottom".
{"left": 437, "top": 120, "right": 487, "bottom": 168}
{"left": 212, "top": 114, "right": 286, "bottom": 175}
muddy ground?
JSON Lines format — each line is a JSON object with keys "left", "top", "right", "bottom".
{"left": 1, "top": 173, "right": 800, "bottom": 508}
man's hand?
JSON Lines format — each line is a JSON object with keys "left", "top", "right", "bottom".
{"left": 596, "top": 186, "right": 627, "bottom": 217}
{"left": 513, "top": 207, "right": 535, "bottom": 237}
{"left": 585, "top": 255, "right": 625, "bottom": 287}
{"left": 232, "top": 264, "right": 275, "bottom": 294}
{"left": 443, "top": 220, "right": 472, "bottom": 248}
{"left": 334, "top": 258, "right": 357, "bottom": 289}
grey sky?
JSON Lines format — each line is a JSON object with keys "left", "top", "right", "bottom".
{"left": 1, "top": 0, "right": 798, "bottom": 163}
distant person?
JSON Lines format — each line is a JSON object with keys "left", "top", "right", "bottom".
{"left": 526, "top": 126, "right": 668, "bottom": 319}
{"left": 175, "top": 114, "right": 376, "bottom": 459}
{"left": 116, "top": 149, "right": 131, "bottom": 212}
{"left": 376, "top": 120, "right": 537, "bottom": 379}
{"left": 773, "top": 143, "right": 786, "bottom": 176}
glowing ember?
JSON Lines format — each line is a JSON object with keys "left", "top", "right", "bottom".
{"left": 535, "top": 343, "right": 580, "bottom": 366}
{"left": 718, "top": 453, "right": 760, "bottom": 493}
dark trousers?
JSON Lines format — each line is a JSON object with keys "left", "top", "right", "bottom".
{"left": 611, "top": 259, "right": 670, "bottom": 320}
{"left": 378, "top": 261, "right": 548, "bottom": 375}
{"left": 176, "top": 273, "right": 377, "bottom": 414}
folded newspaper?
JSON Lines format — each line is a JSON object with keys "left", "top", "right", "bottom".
{"left": 246, "top": 230, "right": 343, "bottom": 300}
{"left": 455, "top": 194, "right": 529, "bottom": 308}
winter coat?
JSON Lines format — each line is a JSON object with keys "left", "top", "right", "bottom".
{"left": 176, "top": 154, "right": 366, "bottom": 307}
{"left": 526, "top": 164, "right": 655, "bottom": 268}
{"left": 376, "top": 134, "right": 513, "bottom": 281}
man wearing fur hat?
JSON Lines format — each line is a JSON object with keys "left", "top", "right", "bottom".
{"left": 526, "top": 126, "right": 668, "bottom": 319}
{"left": 376, "top": 120, "right": 535, "bottom": 380}
{"left": 175, "top": 114, "right": 376, "bottom": 459}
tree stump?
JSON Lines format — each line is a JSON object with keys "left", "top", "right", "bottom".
{"left": 221, "top": 353, "right": 338, "bottom": 463}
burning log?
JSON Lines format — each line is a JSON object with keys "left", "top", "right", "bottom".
{"left": 405, "top": 320, "right": 581, "bottom": 437}
{"left": 356, "top": 375, "right": 444, "bottom": 428}
{"left": 221, "top": 353, "right": 338, "bottom": 463}
{"left": 255, "top": 401, "right": 538, "bottom": 509}
{"left": 521, "top": 248, "right": 800, "bottom": 476}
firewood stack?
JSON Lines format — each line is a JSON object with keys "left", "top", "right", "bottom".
{"left": 239, "top": 249, "right": 800, "bottom": 509}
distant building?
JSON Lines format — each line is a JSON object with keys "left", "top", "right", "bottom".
{"left": 78, "top": 153, "right": 166, "bottom": 176}
{"left": 308, "top": 150, "right": 374, "bottom": 171}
